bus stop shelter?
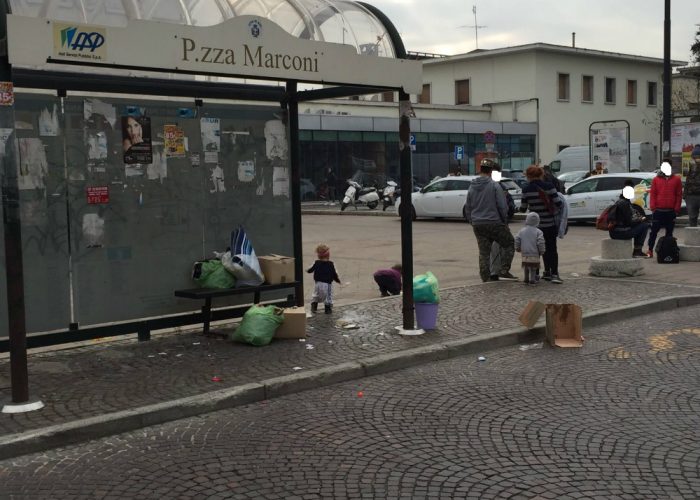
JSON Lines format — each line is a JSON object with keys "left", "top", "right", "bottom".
{"left": 0, "top": 0, "right": 422, "bottom": 407}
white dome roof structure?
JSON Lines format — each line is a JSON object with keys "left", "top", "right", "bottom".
{"left": 6, "top": 0, "right": 399, "bottom": 58}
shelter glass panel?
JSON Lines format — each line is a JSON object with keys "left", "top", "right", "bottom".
{"left": 7, "top": 92, "right": 292, "bottom": 331}
{"left": 12, "top": 93, "right": 72, "bottom": 333}
{"left": 63, "top": 96, "right": 293, "bottom": 325}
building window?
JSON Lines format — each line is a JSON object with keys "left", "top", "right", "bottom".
{"left": 647, "top": 81, "right": 657, "bottom": 106}
{"left": 455, "top": 79, "right": 470, "bottom": 105}
{"left": 419, "top": 84, "right": 431, "bottom": 104}
{"left": 582, "top": 75, "right": 593, "bottom": 103}
{"left": 382, "top": 91, "right": 395, "bottom": 103}
{"left": 627, "top": 80, "right": 637, "bottom": 105}
{"left": 605, "top": 77, "right": 616, "bottom": 104}
{"left": 557, "top": 73, "right": 570, "bottom": 101}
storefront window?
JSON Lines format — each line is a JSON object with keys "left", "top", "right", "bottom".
{"left": 297, "top": 130, "right": 536, "bottom": 198}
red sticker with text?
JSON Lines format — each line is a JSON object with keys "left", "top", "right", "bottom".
{"left": 86, "top": 186, "right": 109, "bottom": 204}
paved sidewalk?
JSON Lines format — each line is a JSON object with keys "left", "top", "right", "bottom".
{"left": 2, "top": 275, "right": 700, "bottom": 459}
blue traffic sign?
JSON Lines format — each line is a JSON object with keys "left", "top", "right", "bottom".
{"left": 409, "top": 134, "right": 416, "bottom": 151}
{"left": 454, "top": 145, "right": 464, "bottom": 160}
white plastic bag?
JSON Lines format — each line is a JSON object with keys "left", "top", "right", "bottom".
{"left": 227, "top": 227, "right": 264, "bottom": 286}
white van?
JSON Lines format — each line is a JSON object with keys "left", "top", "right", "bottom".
{"left": 550, "top": 142, "right": 656, "bottom": 174}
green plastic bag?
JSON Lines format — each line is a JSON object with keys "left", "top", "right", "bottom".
{"left": 192, "top": 259, "right": 236, "bottom": 289}
{"left": 413, "top": 271, "right": 440, "bottom": 303}
{"left": 231, "top": 305, "right": 284, "bottom": 346}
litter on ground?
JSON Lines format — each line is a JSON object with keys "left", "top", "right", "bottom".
{"left": 519, "top": 343, "right": 543, "bottom": 351}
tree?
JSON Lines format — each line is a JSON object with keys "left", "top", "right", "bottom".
{"left": 692, "top": 25, "right": 700, "bottom": 65}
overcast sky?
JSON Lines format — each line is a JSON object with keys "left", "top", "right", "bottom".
{"left": 369, "top": 0, "right": 699, "bottom": 64}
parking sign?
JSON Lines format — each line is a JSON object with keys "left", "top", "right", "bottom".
{"left": 454, "top": 145, "right": 464, "bottom": 160}
{"left": 409, "top": 134, "right": 416, "bottom": 151}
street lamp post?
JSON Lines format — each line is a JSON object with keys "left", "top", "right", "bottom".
{"left": 662, "top": 0, "right": 671, "bottom": 161}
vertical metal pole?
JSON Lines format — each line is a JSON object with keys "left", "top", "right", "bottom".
{"left": 356, "top": 1, "right": 416, "bottom": 330}
{"left": 0, "top": 68, "right": 29, "bottom": 403}
{"left": 662, "top": 0, "right": 671, "bottom": 160}
{"left": 398, "top": 92, "right": 415, "bottom": 330}
{"left": 286, "top": 81, "right": 304, "bottom": 307}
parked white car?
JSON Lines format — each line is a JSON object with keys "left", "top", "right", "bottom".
{"left": 557, "top": 170, "right": 588, "bottom": 190}
{"left": 396, "top": 175, "right": 520, "bottom": 220}
{"left": 564, "top": 172, "right": 686, "bottom": 221}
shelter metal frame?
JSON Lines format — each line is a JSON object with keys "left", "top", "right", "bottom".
{"left": 1, "top": 1, "right": 418, "bottom": 404}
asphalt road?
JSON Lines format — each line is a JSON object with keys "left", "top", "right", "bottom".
{"left": 301, "top": 213, "right": 697, "bottom": 307}
{"left": 2, "top": 305, "right": 699, "bottom": 499}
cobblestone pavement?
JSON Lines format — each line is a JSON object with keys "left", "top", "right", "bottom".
{"left": 1, "top": 277, "right": 699, "bottom": 439}
{"left": 2, "top": 305, "right": 699, "bottom": 499}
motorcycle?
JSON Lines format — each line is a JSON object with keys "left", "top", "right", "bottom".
{"left": 382, "top": 180, "right": 398, "bottom": 211}
{"left": 341, "top": 179, "right": 380, "bottom": 211}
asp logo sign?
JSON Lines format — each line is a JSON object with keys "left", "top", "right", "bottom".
{"left": 53, "top": 23, "right": 106, "bottom": 61}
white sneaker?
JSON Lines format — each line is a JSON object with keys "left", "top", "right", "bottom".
{"left": 498, "top": 271, "right": 519, "bottom": 281}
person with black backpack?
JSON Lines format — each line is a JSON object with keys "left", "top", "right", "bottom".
{"left": 543, "top": 164, "right": 564, "bottom": 194}
{"left": 520, "top": 165, "right": 564, "bottom": 283}
{"left": 607, "top": 181, "right": 650, "bottom": 258}
{"left": 647, "top": 162, "right": 682, "bottom": 258}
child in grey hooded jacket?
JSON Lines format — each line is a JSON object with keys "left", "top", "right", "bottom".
{"left": 515, "top": 212, "right": 546, "bottom": 284}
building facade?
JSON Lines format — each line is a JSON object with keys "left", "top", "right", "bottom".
{"left": 298, "top": 99, "right": 535, "bottom": 196}
{"left": 420, "top": 43, "right": 686, "bottom": 164}
{"left": 298, "top": 43, "right": 684, "bottom": 200}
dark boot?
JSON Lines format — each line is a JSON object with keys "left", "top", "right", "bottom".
{"left": 324, "top": 304, "right": 332, "bottom": 314}
{"left": 311, "top": 302, "right": 318, "bottom": 313}
{"left": 632, "top": 246, "right": 646, "bottom": 258}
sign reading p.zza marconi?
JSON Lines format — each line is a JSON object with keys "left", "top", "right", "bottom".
{"left": 179, "top": 19, "right": 320, "bottom": 74}
{"left": 7, "top": 15, "right": 422, "bottom": 94}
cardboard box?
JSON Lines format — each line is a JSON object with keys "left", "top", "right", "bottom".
{"left": 274, "top": 306, "right": 307, "bottom": 339}
{"left": 258, "top": 254, "right": 295, "bottom": 284}
{"left": 518, "top": 300, "right": 547, "bottom": 329}
{"left": 519, "top": 301, "right": 583, "bottom": 348}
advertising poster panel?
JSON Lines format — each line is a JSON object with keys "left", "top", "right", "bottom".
{"left": 671, "top": 122, "right": 700, "bottom": 177}
{"left": 121, "top": 115, "right": 152, "bottom": 164}
{"left": 590, "top": 124, "right": 629, "bottom": 172}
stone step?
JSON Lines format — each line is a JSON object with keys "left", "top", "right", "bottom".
{"left": 683, "top": 227, "right": 700, "bottom": 246}
{"left": 589, "top": 257, "right": 645, "bottom": 277}
{"left": 601, "top": 238, "right": 633, "bottom": 260}
{"left": 679, "top": 244, "right": 700, "bottom": 262}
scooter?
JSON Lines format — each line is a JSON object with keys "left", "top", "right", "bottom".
{"left": 341, "top": 180, "right": 380, "bottom": 211}
{"left": 382, "top": 180, "right": 398, "bottom": 211}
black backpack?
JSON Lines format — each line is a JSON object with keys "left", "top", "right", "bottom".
{"left": 655, "top": 236, "right": 680, "bottom": 264}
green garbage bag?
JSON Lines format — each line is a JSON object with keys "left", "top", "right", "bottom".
{"left": 192, "top": 259, "right": 236, "bottom": 289}
{"left": 231, "top": 305, "right": 284, "bottom": 346}
{"left": 413, "top": 271, "right": 440, "bottom": 303}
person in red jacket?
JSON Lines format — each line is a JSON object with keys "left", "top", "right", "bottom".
{"left": 647, "top": 161, "right": 683, "bottom": 258}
